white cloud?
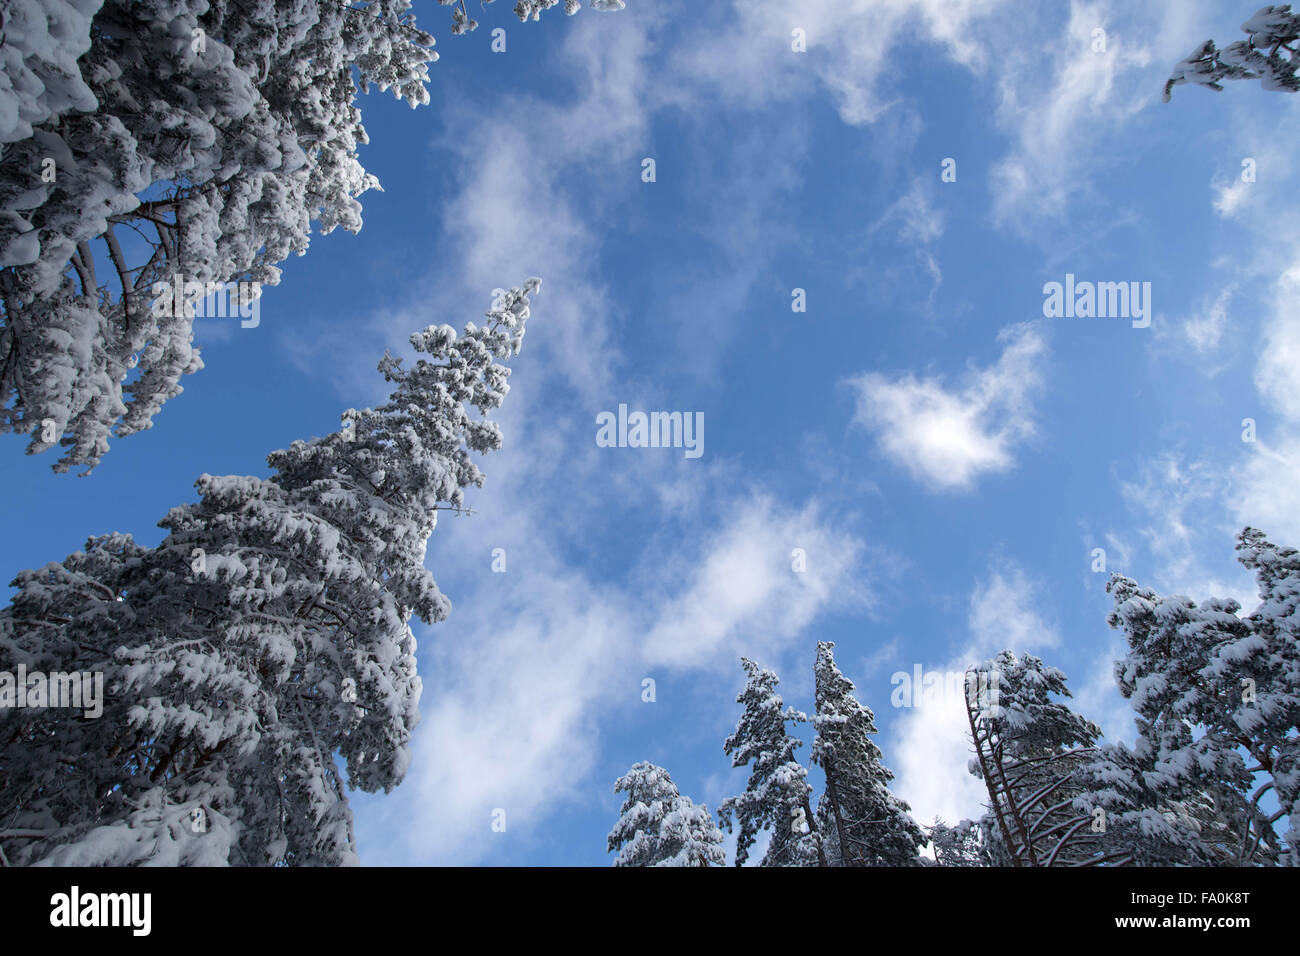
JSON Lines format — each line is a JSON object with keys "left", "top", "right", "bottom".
{"left": 966, "top": 565, "right": 1062, "bottom": 656}
{"left": 890, "top": 564, "right": 1061, "bottom": 827}
{"left": 354, "top": 482, "right": 866, "bottom": 864}
{"left": 665, "top": 0, "right": 1205, "bottom": 235}
{"left": 1113, "top": 284, "right": 1300, "bottom": 606}
{"left": 642, "top": 497, "right": 868, "bottom": 670}
{"left": 1254, "top": 264, "right": 1300, "bottom": 422}
{"left": 1213, "top": 176, "right": 1253, "bottom": 219}
{"left": 1116, "top": 453, "right": 1258, "bottom": 610}
{"left": 891, "top": 680, "right": 984, "bottom": 827}
{"left": 985, "top": 0, "right": 1222, "bottom": 229}
{"left": 1079, "top": 525, "right": 1134, "bottom": 576}
{"left": 859, "top": 178, "right": 947, "bottom": 309}
{"left": 1215, "top": 134, "right": 1300, "bottom": 554}
{"left": 1232, "top": 438, "right": 1300, "bottom": 547}
{"left": 1211, "top": 137, "right": 1286, "bottom": 221}
{"left": 846, "top": 323, "right": 1047, "bottom": 490}
{"left": 874, "top": 178, "right": 946, "bottom": 246}
{"left": 990, "top": 1, "right": 1157, "bottom": 225}
{"left": 1183, "top": 286, "right": 1233, "bottom": 353}
{"left": 1111, "top": 112, "right": 1300, "bottom": 611}
{"left": 429, "top": 14, "right": 669, "bottom": 400}
{"left": 668, "top": 0, "right": 1008, "bottom": 128}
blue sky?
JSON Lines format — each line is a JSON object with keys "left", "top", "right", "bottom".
{"left": 4, "top": 0, "right": 1300, "bottom": 865}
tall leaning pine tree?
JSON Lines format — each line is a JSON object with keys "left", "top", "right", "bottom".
{"left": 718, "top": 657, "right": 825, "bottom": 867}
{"left": 811, "top": 641, "right": 925, "bottom": 866}
{"left": 964, "top": 651, "right": 1119, "bottom": 866}
{"left": 0, "top": 279, "right": 541, "bottom": 865}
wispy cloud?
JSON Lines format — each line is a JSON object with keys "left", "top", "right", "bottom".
{"left": 642, "top": 496, "right": 869, "bottom": 671}
{"left": 1232, "top": 441, "right": 1300, "bottom": 548}
{"left": 354, "top": 482, "right": 866, "bottom": 863}
{"left": 668, "top": 0, "right": 1007, "bottom": 128}
{"left": 854, "top": 177, "right": 947, "bottom": 311}
{"left": 966, "top": 565, "right": 1062, "bottom": 656}
{"left": 1253, "top": 264, "right": 1300, "bottom": 422}
{"left": 988, "top": 0, "right": 1213, "bottom": 229}
{"left": 335, "top": 12, "right": 890, "bottom": 864}
{"left": 890, "top": 563, "right": 1061, "bottom": 827}
{"left": 1114, "top": 452, "right": 1256, "bottom": 610}
{"left": 1182, "top": 285, "right": 1233, "bottom": 354}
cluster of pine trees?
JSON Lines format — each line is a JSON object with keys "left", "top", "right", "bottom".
{"left": 1, "top": 0, "right": 1297, "bottom": 869}
{"left": 0, "top": 0, "right": 624, "bottom": 869}
{"left": 609, "top": 529, "right": 1300, "bottom": 866}
{"left": 608, "top": 645, "right": 924, "bottom": 868}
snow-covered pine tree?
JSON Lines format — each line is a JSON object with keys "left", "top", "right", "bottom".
{"left": 606, "top": 761, "right": 726, "bottom": 867}
{"left": 1234, "top": 528, "right": 1300, "bottom": 866}
{"left": 0, "top": 278, "right": 540, "bottom": 866}
{"left": 717, "top": 657, "right": 825, "bottom": 867}
{"left": 811, "top": 641, "right": 924, "bottom": 866}
{"left": 964, "top": 651, "right": 1132, "bottom": 866}
{"left": 0, "top": 0, "right": 102, "bottom": 146}
{"left": 926, "top": 818, "right": 996, "bottom": 867}
{"left": 0, "top": 0, "right": 621, "bottom": 473}
{"left": 1107, "top": 527, "right": 1300, "bottom": 866}
{"left": 1164, "top": 5, "right": 1300, "bottom": 101}
{"left": 1076, "top": 737, "right": 1223, "bottom": 866}
{"left": 515, "top": 0, "right": 627, "bottom": 20}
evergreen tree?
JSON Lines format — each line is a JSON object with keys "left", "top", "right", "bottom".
{"left": 1077, "top": 738, "right": 1222, "bottom": 866}
{"left": 811, "top": 641, "right": 924, "bottom": 865}
{"left": 516, "top": 0, "right": 627, "bottom": 19}
{"left": 1106, "top": 527, "right": 1300, "bottom": 865}
{"left": 0, "top": 0, "right": 101, "bottom": 146}
{"left": 1164, "top": 5, "right": 1300, "bottom": 102}
{"left": 0, "top": 279, "right": 540, "bottom": 865}
{"left": 718, "top": 657, "right": 825, "bottom": 866}
{"left": 606, "top": 761, "right": 725, "bottom": 867}
{"left": 1235, "top": 528, "right": 1300, "bottom": 866}
{"left": 926, "top": 818, "right": 996, "bottom": 867}
{"left": 964, "top": 651, "right": 1129, "bottom": 866}
{"left": 963, "top": 649, "right": 1217, "bottom": 866}
{"left": 0, "top": 0, "right": 621, "bottom": 473}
